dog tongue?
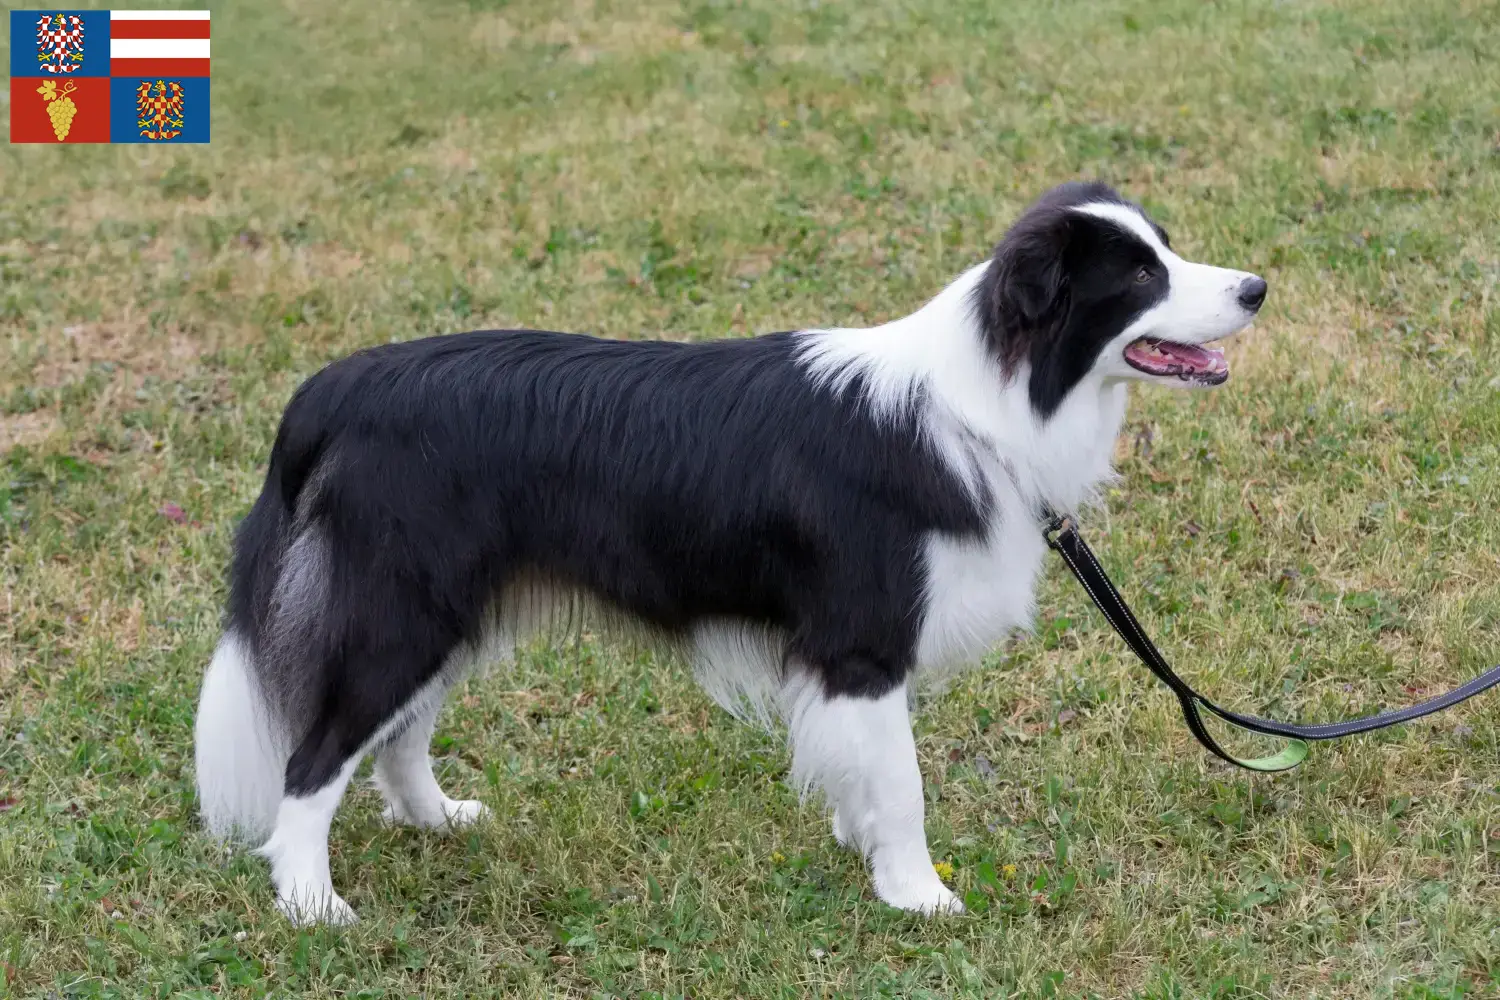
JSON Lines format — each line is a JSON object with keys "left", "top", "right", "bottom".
{"left": 1124, "top": 338, "right": 1227, "bottom": 376}
{"left": 1156, "top": 341, "right": 1217, "bottom": 367}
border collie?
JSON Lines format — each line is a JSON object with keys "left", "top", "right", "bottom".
{"left": 194, "top": 182, "right": 1266, "bottom": 924}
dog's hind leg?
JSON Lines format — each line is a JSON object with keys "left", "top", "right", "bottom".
{"left": 784, "top": 671, "right": 963, "bottom": 916}
{"left": 373, "top": 686, "right": 491, "bottom": 831}
{"left": 257, "top": 650, "right": 456, "bottom": 925}
{"left": 257, "top": 754, "right": 361, "bottom": 925}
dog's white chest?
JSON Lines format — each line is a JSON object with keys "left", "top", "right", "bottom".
{"left": 914, "top": 511, "right": 1047, "bottom": 675}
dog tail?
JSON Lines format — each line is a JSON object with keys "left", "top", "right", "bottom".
{"left": 194, "top": 630, "right": 287, "bottom": 844}
{"left": 195, "top": 395, "right": 331, "bottom": 844}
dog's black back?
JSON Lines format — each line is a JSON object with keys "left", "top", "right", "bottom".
{"left": 230, "top": 330, "right": 987, "bottom": 795}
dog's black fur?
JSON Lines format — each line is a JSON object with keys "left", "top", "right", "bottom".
{"left": 232, "top": 332, "right": 992, "bottom": 794}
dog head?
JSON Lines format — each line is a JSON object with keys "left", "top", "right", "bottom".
{"left": 973, "top": 182, "right": 1266, "bottom": 417}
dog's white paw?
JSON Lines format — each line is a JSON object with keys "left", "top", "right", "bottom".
{"left": 440, "top": 798, "right": 492, "bottom": 828}
{"left": 872, "top": 854, "right": 965, "bottom": 916}
{"left": 875, "top": 875, "right": 965, "bottom": 916}
{"left": 275, "top": 886, "right": 359, "bottom": 927}
{"left": 383, "top": 796, "right": 491, "bottom": 831}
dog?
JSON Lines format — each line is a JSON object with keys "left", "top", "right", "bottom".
{"left": 194, "top": 181, "right": 1266, "bottom": 924}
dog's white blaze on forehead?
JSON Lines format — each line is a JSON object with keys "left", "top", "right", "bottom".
{"left": 1072, "top": 201, "right": 1169, "bottom": 257}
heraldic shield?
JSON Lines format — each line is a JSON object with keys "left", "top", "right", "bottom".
{"left": 10, "top": 10, "right": 209, "bottom": 144}
{"left": 108, "top": 76, "right": 210, "bottom": 143}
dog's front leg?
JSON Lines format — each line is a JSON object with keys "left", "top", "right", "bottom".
{"left": 784, "top": 673, "right": 963, "bottom": 915}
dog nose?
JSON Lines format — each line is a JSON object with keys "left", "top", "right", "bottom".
{"left": 1238, "top": 276, "right": 1268, "bottom": 312}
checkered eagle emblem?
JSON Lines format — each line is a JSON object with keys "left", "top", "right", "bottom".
{"left": 135, "top": 80, "right": 185, "bottom": 141}
{"left": 35, "top": 12, "right": 86, "bottom": 75}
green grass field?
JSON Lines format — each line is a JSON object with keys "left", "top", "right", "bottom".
{"left": 4, "top": 0, "right": 1500, "bottom": 996}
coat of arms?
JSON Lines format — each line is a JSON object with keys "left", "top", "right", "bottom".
{"left": 35, "top": 13, "right": 86, "bottom": 74}
{"left": 135, "top": 80, "right": 186, "bottom": 141}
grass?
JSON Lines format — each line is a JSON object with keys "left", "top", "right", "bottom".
{"left": 3, "top": 0, "right": 1500, "bottom": 995}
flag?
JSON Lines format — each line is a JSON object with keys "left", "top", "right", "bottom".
{"left": 9, "top": 10, "right": 210, "bottom": 144}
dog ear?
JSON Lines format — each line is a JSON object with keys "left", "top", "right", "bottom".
{"left": 974, "top": 209, "right": 1074, "bottom": 367}
{"left": 992, "top": 212, "right": 1073, "bottom": 325}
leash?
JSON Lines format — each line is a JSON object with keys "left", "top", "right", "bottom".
{"left": 1043, "top": 514, "right": 1500, "bottom": 772}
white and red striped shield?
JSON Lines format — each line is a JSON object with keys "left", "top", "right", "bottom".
{"left": 35, "top": 13, "right": 86, "bottom": 74}
{"left": 109, "top": 10, "right": 210, "bottom": 78}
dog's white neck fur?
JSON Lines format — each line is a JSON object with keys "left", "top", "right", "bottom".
{"left": 798, "top": 260, "right": 1127, "bottom": 520}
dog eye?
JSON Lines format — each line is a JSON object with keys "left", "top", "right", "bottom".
{"left": 1135, "top": 266, "right": 1154, "bottom": 284}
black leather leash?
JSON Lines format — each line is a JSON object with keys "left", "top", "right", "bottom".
{"left": 1044, "top": 514, "right": 1500, "bottom": 771}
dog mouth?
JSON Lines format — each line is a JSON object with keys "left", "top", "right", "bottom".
{"left": 1123, "top": 337, "right": 1229, "bottom": 385}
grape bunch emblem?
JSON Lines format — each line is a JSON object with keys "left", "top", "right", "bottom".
{"left": 36, "top": 80, "right": 79, "bottom": 141}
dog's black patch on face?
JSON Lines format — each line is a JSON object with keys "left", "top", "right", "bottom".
{"left": 972, "top": 181, "right": 1172, "bottom": 418}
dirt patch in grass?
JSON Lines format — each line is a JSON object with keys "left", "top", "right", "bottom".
{"left": 0, "top": 411, "right": 61, "bottom": 451}
{"left": 29, "top": 323, "right": 206, "bottom": 389}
